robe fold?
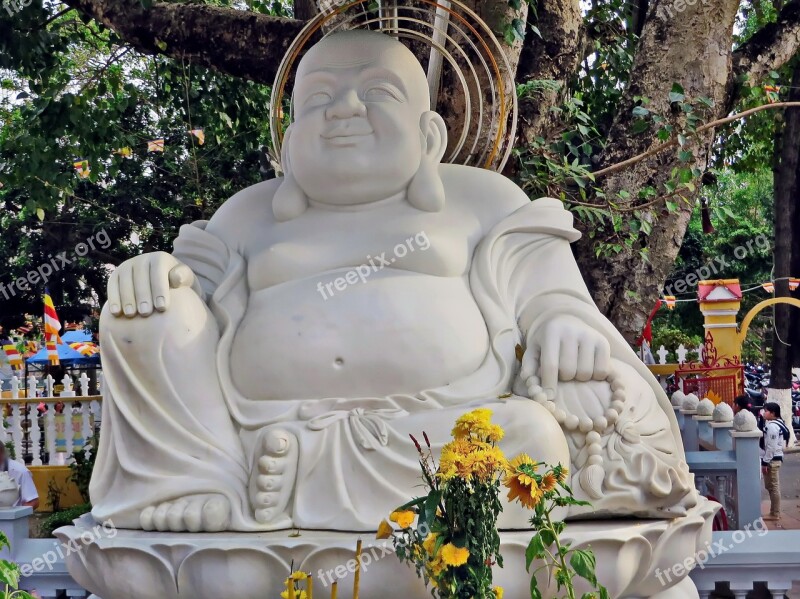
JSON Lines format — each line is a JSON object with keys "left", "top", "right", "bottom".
{"left": 91, "top": 198, "right": 696, "bottom": 531}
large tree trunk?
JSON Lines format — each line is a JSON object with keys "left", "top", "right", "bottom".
{"left": 515, "top": 0, "right": 584, "bottom": 149}
{"left": 768, "top": 63, "right": 800, "bottom": 445}
{"left": 574, "top": 0, "right": 740, "bottom": 342}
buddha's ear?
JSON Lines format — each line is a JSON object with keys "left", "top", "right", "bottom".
{"left": 407, "top": 111, "right": 447, "bottom": 213}
{"left": 420, "top": 110, "right": 448, "bottom": 163}
{"left": 273, "top": 125, "right": 309, "bottom": 222}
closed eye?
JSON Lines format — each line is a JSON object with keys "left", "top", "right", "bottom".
{"left": 363, "top": 85, "right": 403, "bottom": 102}
{"left": 303, "top": 91, "right": 333, "bottom": 107}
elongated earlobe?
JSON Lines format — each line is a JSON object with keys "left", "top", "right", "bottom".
{"left": 273, "top": 127, "right": 309, "bottom": 221}
{"left": 407, "top": 161, "right": 445, "bottom": 212}
{"left": 273, "top": 172, "right": 309, "bottom": 221}
{"left": 407, "top": 111, "right": 448, "bottom": 213}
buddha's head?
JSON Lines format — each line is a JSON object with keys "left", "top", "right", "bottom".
{"left": 274, "top": 30, "right": 448, "bottom": 220}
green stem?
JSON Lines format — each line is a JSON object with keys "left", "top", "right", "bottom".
{"left": 543, "top": 510, "right": 575, "bottom": 599}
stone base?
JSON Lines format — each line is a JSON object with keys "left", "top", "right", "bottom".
{"left": 56, "top": 499, "right": 717, "bottom": 599}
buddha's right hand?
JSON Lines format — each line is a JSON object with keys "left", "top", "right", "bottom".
{"left": 107, "top": 251, "right": 198, "bottom": 317}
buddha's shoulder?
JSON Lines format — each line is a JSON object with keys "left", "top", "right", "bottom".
{"left": 439, "top": 164, "right": 530, "bottom": 227}
{"left": 205, "top": 178, "right": 282, "bottom": 237}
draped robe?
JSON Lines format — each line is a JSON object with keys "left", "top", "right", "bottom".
{"left": 90, "top": 198, "right": 696, "bottom": 531}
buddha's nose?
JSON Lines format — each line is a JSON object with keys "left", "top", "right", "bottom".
{"left": 325, "top": 89, "right": 367, "bottom": 120}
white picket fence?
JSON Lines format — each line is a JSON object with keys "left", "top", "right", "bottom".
{"left": 1, "top": 374, "right": 102, "bottom": 466}
{"left": 647, "top": 343, "right": 703, "bottom": 365}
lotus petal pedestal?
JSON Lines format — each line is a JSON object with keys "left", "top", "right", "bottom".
{"left": 56, "top": 499, "right": 716, "bottom": 599}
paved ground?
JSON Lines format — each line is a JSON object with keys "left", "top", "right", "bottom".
{"left": 705, "top": 451, "right": 800, "bottom": 598}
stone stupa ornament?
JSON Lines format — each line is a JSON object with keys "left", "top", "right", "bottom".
{"left": 57, "top": 2, "right": 717, "bottom": 598}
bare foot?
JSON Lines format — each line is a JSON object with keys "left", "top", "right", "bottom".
{"left": 248, "top": 428, "right": 298, "bottom": 529}
{"left": 139, "top": 494, "right": 231, "bottom": 532}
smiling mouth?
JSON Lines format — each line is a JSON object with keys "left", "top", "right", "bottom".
{"left": 321, "top": 131, "right": 373, "bottom": 140}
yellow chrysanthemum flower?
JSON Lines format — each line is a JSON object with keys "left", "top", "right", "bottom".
{"left": 504, "top": 453, "right": 542, "bottom": 509}
{"left": 440, "top": 543, "right": 470, "bottom": 567}
{"left": 422, "top": 532, "right": 439, "bottom": 555}
{"left": 540, "top": 472, "right": 558, "bottom": 494}
{"left": 451, "top": 409, "right": 505, "bottom": 442}
{"left": 493, "top": 587, "right": 504, "bottom": 599}
{"left": 464, "top": 445, "right": 508, "bottom": 481}
{"left": 376, "top": 519, "right": 393, "bottom": 539}
{"left": 289, "top": 571, "right": 309, "bottom": 581}
{"left": 389, "top": 510, "right": 416, "bottom": 529}
{"left": 280, "top": 589, "right": 307, "bottom": 599}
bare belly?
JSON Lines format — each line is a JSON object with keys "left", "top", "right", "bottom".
{"left": 229, "top": 269, "right": 490, "bottom": 399}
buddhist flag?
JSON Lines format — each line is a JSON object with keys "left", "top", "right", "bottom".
{"left": 73, "top": 159, "right": 90, "bottom": 179}
{"left": 663, "top": 296, "right": 677, "bottom": 310}
{"left": 69, "top": 341, "right": 99, "bottom": 356}
{"left": 44, "top": 289, "right": 62, "bottom": 365}
{"left": 189, "top": 128, "right": 205, "bottom": 145}
{"left": 790, "top": 278, "right": 799, "bottom": 291}
{"left": 147, "top": 139, "right": 165, "bottom": 152}
{"left": 2, "top": 341, "right": 22, "bottom": 370}
{"left": 762, "top": 281, "right": 775, "bottom": 293}
{"left": 114, "top": 147, "right": 133, "bottom": 158}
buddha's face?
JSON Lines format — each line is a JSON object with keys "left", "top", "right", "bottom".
{"left": 288, "top": 32, "right": 433, "bottom": 206}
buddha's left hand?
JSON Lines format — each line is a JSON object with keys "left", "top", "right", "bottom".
{"left": 523, "top": 315, "right": 611, "bottom": 396}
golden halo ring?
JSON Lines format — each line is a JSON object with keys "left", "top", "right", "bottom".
{"left": 269, "top": 0, "right": 517, "bottom": 171}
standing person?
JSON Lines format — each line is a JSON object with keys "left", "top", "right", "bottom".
{"left": 0, "top": 444, "right": 39, "bottom": 509}
{"left": 733, "top": 395, "right": 752, "bottom": 415}
{"left": 761, "top": 402, "right": 790, "bottom": 521}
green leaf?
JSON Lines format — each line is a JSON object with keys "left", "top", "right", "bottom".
{"left": 632, "top": 106, "right": 650, "bottom": 117}
{"left": 0, "top": 560, "right": 20, "bottom": 588}
{"left": 530, "top": 573, "right": 543, "bottom": 599}
{"left": 669, "top": 83, "right": 685, "bottom": 103}
{"left": 36, "top": 208, "right": 45, "bottom": 221}
{"left": 525, "top": 534, "right": 545, "bottom": 571}
{"left": 154, "top": 39, "right": 167, "bottom": 51}
{"left": 424, "top": 490, "right": 441, "bottom": 526}
{"left": 512, "top": 18, "right": 525, "bottom": 40}
{"left": 631, "top": 119, "right": 650, "bottom": 134}
{"left": 678, "top": 150, "right": 693, "bottom": 163}
{"left": 570, "top": 548, "right": 598, "bottom": 586}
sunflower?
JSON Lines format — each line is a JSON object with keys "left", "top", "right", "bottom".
{"left": 389, "top": 510, "right": 416, "bottom": 529}
{"left": 440, "top": 543, "right": 470, "bottom": 567}
{"left": 504, "top": 453, "right": 542, "bottom": 509}
{"left": 555, "top": 464, "right": 569, "bottom": 483}
{"left": 540, "top": 472, "right": 558, "bottom": 494}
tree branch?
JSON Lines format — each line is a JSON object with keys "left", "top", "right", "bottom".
{"left": 732, "top": 0, "right": 800, "bottom": 90}
{"left": 61, "top": 0, "right": 306, "bottom": 84}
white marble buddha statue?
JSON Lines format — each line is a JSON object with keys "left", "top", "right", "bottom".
{"left": 91, "top": 30, "right": 696, "bottom": 533}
